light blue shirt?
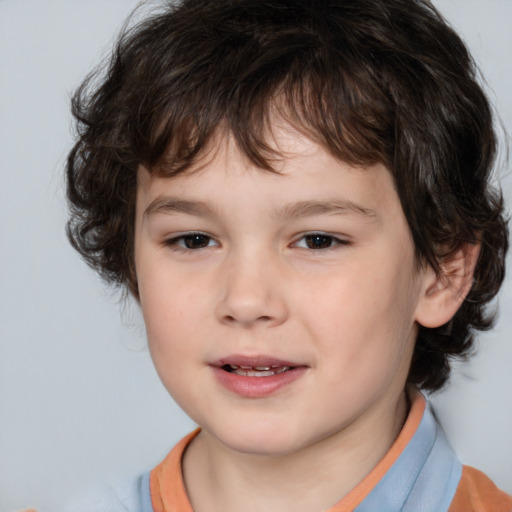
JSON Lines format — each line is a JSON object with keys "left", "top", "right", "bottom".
{"left": 58, "top": 402, "right": 461, "bottom": 512}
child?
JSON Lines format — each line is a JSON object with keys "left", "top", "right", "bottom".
{"left": 63, "top": 0, "right": 511, "bottom": 510}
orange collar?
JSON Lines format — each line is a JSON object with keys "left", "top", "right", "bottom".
{"left": 150, "top": 392, "right": 426, "bottom": 512}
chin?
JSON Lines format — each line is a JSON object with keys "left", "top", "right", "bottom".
{"left": 206, "top": 420, "right": 313, "bottom": 457}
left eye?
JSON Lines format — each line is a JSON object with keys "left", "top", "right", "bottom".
{"left": 167, "top": 233, "right": 217, "bottom": 249}
{"left": 294, "top": 233, "right": 346, "bottom": 249}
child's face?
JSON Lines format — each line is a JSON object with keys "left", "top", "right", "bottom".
{"left": 134, "top": 126, "right": 431, "bottom": 456}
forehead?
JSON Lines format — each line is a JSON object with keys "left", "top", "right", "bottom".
{"left": 136, "top": 125, "right": 403, "bottom": 228}
{"left": 143, "top": 120, "right": 384, "bottom": 182}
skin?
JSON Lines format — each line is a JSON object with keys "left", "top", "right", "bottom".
{"left": 133, "top": 125, "right": 468, "bottom": 512}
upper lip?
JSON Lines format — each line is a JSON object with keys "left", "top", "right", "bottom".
{"left": 212, "top": 354, "right": 303, "bottom": 368}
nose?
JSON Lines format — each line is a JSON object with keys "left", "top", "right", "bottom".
{"left": 214, "top": 252, "right": 289, "bottom": 328}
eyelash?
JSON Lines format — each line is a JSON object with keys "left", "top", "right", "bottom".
{"left": 165, "top": 232, "right": 219, "bottom": 250}
{"left": 165, "top": 232, "right": 349, "bottom": 251}
{"left": 293, "top": 233, "right": 350, "bottom": 250}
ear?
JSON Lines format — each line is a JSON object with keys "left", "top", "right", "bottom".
{"left": 414, "top": 243, "right": 480, "bottom": 328}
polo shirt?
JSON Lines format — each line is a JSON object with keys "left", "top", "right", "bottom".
{"left": 59, "top": 393, "right": 512, "bottom": 512}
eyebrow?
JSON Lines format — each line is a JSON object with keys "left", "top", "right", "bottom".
{"left": 144, "top": 197, "right": 217, "bottom": 218}
{"left": 274, "top": 200, "right": 378, "bottom": 220}
{"left": 143, "top": 197, "right": 378, "bottom": 220}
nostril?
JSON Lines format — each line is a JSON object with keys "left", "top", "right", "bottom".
{"left": 222, "top": 314, "right": 273, "bottom": 325}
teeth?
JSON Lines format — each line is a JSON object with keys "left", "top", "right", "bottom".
{"left": 231, "top": 366, "right": 291, "bottom": 377}
{"left": 236, "top": 369, "right": 275, "bottom": 377}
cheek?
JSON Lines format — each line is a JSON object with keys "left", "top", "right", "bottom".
{"left": 138, "top": 255, "right": 203, "bottom": 324}
{"left": 138, "top": 270, "right": 196, "bottom": 367}
{"left": 300, "top": 260, "right": 418, "bottom": 367}
{"left": 141, "top": 291, "right": 201, "bottom": 406}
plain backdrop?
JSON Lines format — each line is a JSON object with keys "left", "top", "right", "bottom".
{"left": 0, "top": 1, "right": 511, "bottom": 510}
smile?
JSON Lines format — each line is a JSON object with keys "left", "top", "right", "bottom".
{"left": 212, "top": 356, "right": 307, "bottom": 398}
{"left": 222, "top": 364, "right": 292, "bottom": 377}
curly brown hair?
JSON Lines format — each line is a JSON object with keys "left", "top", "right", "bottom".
{"left": 67, "top": 0, "right": 508, "bottom": 391}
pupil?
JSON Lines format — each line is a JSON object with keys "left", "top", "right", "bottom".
{"left": 185, "top": 234, "right": 209, "bottom": 249}
{"left": 306, "top": 234, "right": 331, "bottom": 249}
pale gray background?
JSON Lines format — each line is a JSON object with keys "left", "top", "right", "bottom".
{"left": 0, "top": 1, "right": 510, "bottom": 510}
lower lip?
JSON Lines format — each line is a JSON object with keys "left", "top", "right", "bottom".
{"left": 212, "top": 366, "right": 307, "bottom": 398}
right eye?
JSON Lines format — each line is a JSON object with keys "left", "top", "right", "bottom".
{"left": 166, "top": 233, "right": 218, "bottom": 250}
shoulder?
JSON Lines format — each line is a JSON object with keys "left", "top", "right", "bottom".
{"left": 56, "top": 472, "right": 153, "bottom": 512}
{"left": 449, "top": 465, "right": 512, "bottom": 512}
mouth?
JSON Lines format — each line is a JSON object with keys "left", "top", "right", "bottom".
{"left": 212, "top": 355, "right": 306, "bottom": 397}
{"left": 221, "top": 364, "right": 294, "bottom": 377}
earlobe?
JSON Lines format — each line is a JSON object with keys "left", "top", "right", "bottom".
{"left": 415, "top": 243, "right": 480, "bottom": 328}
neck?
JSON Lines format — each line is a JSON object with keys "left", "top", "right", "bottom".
{"left": 182, "top": 392, "right": 409, "bottom": 512}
